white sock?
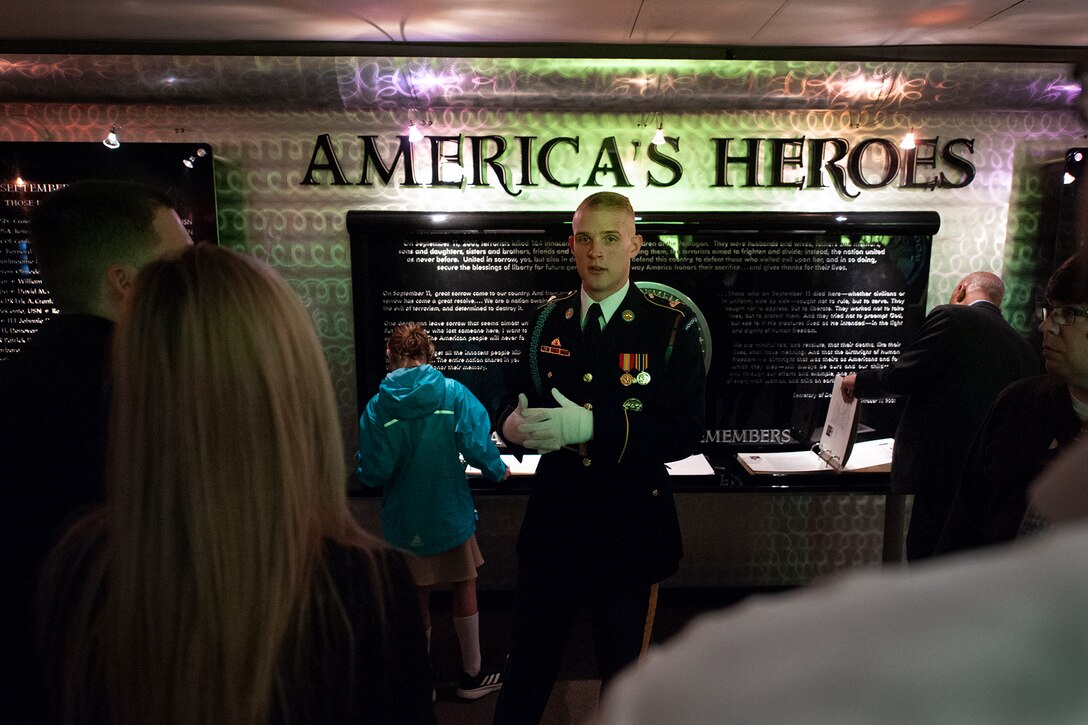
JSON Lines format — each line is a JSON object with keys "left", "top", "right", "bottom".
{"left": 452, "top": 613, "right": 481, "bottom": 677}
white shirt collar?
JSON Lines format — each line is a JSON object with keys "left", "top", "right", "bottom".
{"left": 1069, "top": 387, "right": 1088, "bottom": 422}
{"left": 581, "top": 281, "right": 630, "bottom": 328}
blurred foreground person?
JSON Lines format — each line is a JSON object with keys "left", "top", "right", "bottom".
{"left": 0, "top": 180, "right": 191, "bottom": 720}
{"left": 595, "top": 521, "right": 1088, "bottom": 725}
{"left": 38, "top": 245, "right": 434, "bottom": 725}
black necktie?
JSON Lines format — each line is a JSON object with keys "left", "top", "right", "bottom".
{"left": 583, "top": 303, "right": 603, "bottom": 348}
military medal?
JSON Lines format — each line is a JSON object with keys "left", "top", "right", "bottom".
{"left": 564, "top": 308, "right": 574, "bottom": 319}
{"left": 636, "top": 371, "right": 651, "bottom": 385}
{"left": 619, "top": 353, "right": 649, "bottom": 387}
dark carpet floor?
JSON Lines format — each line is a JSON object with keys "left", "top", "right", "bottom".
{"left": 429, "top": 587, "right": 789, "bottom": 725}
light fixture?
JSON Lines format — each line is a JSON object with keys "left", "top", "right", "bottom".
{"left": 15, "top": 175, "right": 25, "bottom": 187}
{"left": 182, "top": 148, "right": 208, "bottom": 168}
{"left": 640, "top": 112, "right": 667, "bottom": 146}
{"left": 102, "top": 127, "right": 120, "bottom": 149}
{"left": 1066, "top": 151, "right": 1083, "bottom": 184}
{"left": 407, "top": 108, "right": 432, "bottom": 144}
{"left": 651, "top": 112, "right": 667, "bottom": 146}
{"left": 899, "top": 129, "right": 916, "bottom": 151}
{"left": 652, "top": 122, "right": 667, "bottom": 146}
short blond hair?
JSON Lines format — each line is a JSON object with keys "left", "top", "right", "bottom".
{"left": 575, "top": 191, "right": 635, "bottom": 218}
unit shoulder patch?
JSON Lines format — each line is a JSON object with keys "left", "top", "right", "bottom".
{"left": 643, "top": 290, "right": 689, "bottom": 317}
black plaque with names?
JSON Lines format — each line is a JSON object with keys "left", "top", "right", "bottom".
{"left": 0, "top": 142, "right": 217, "bottom": 360}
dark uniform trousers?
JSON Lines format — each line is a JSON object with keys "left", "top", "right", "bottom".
{"left": 493, "top": 284, "right": 706, "bottom": 724}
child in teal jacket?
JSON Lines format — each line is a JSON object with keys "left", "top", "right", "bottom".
{"left": 357, "top": 323, "right": 508, "bottom": 700}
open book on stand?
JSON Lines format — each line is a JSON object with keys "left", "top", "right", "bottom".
{"left": 736, "top": 374, "right": 894, "bottom": 475}
{"left": 465, "top": 453, "right": 541, "bottom": 477}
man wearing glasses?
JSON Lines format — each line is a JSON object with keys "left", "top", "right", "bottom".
{"left": 841, "top": 271, "right": 1039, "bottom": 561}
{"left": 938, "top": 248, "right": 1088, "bottom": 553}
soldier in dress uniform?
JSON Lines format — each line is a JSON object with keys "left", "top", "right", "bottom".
{"left": 492, "top": 192, "right": 706, "bottom": 725}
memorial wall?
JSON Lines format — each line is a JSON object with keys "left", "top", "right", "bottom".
{"left": 1, "top": 53, "right": 1081, "bottom": 583}
{"left": 349, "top": 211, "right": 936, "bottom": 462}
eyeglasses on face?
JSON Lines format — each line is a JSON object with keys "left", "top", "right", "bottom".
{"left": 1037, "top": 304, "right": 1088, "bottom": 326}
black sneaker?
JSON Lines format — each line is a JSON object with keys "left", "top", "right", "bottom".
{"left": 455, "top": 664, "right": 503, "bottom": 700}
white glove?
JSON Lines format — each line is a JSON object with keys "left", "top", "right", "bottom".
{"left": 516, "top": 387, "right": 593, "bottom": 452}
{"left": 501, "top": 393, "right": 549, "bottom": 446}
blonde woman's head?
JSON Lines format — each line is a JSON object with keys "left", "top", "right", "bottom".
{"left": 111, "top": 242, "right": 348, "bottom": 539}
{"left": 105, "top": 243, "right": 353, "bottom": 724}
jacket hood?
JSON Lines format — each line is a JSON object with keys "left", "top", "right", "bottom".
{"left": 375, "top": 364, "right": 445, "bottom": 419}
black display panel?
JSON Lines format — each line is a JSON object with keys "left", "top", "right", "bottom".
{"left": 0, "top": 142, "right": 217, "bottom": 360}
{"left": 348, "top": 211, "right": 936, "bottom": 464}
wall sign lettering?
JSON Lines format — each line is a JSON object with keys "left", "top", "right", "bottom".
{"left": 305, "top": 133, "right": 975, "bottom": 198}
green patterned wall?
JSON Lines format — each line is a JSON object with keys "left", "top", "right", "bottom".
{"left": 2, "top": 101, "right": 1084, "bottom": 458}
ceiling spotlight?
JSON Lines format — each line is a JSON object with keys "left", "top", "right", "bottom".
{"left": 182, "top": 148, "right": 208, "bottom": 168}
{"left": 899, "top": 129, "right": 916, "bottom": 151}
{"left": 642, "top": 112, "right": 667, "bottom": 146}
{"left": 407, "top": 108, "right": 432, "bottom": 144}
{"left": 102, "top": 127, "right": 120, "bottom": 149}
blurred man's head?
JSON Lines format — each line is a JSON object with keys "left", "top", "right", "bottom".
{"left": 1039, "top": 248, "right": 1088, "bottom": 397}
{"left": 949, "top": 271, "right": 1005, "bottom": 306}
{"left": 29, "top": 180, "right": 192, "bottom": 320}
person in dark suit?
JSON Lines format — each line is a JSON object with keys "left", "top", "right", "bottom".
{"left": 841, "top": 271, "right": 1039, "bottom": 561}
{"left": 491, "top": 192, "right": 706, "bottom": 725}
{"left": 938, "top": 249, "right": 1088, "bottom": 554}
{"left": 0, "top": 180, "right": 192, "bottom": 722}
